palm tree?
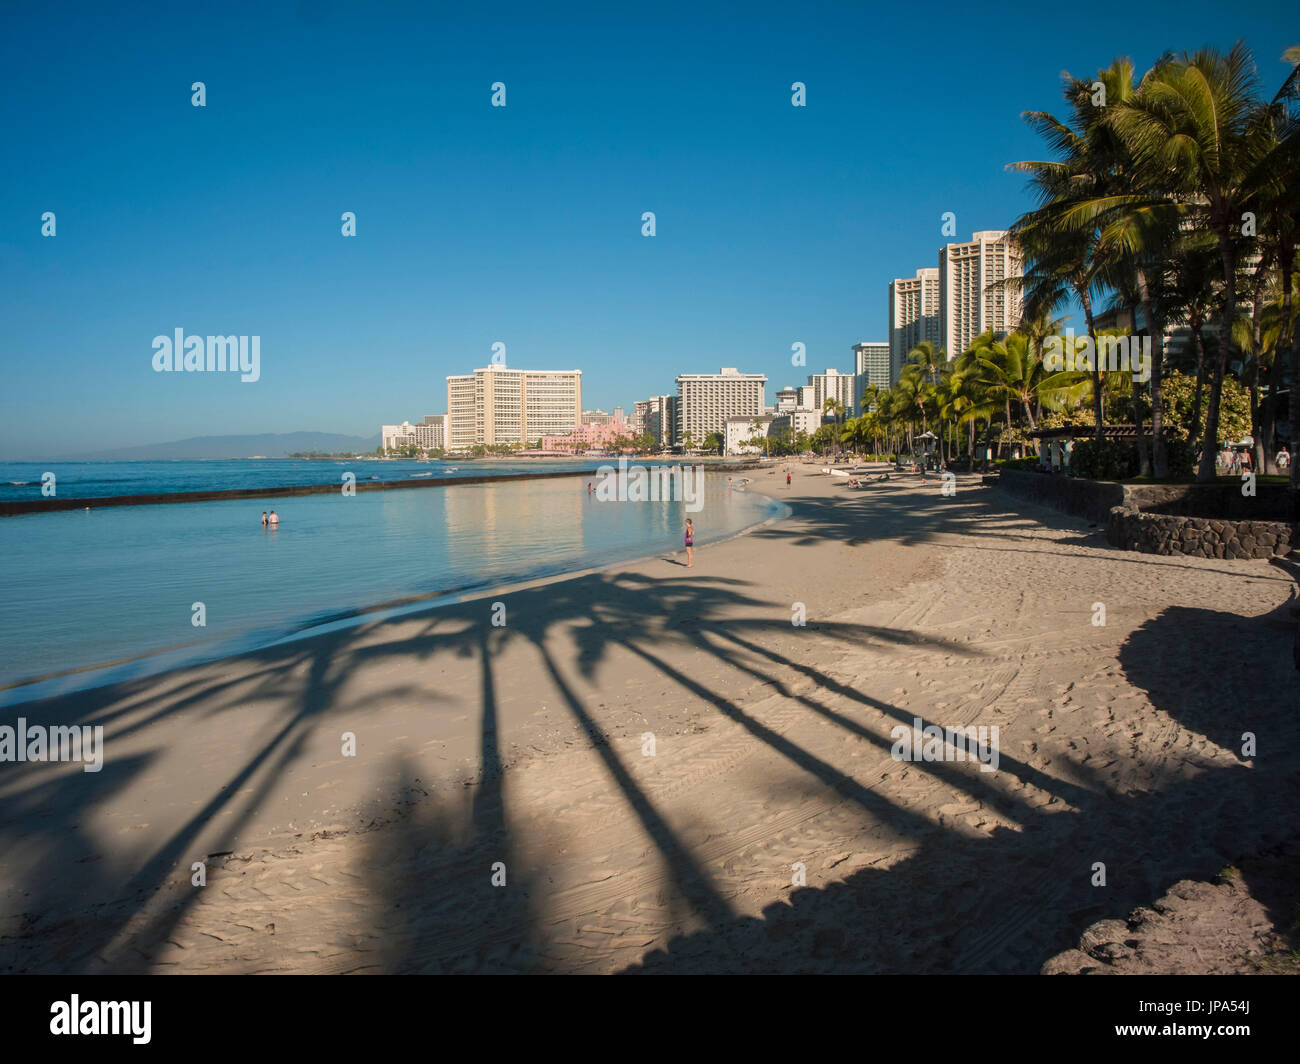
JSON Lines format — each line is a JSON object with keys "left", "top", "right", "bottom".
{"left": 1111, "top": 42, "right": 1274, "bottom": 481}
{"left": 905, "top": 341, "right": 944, "bottom": 386}
{"left": 821, "top": 397, "right": 845, "bottom": 456}
{"left": 1161, "top": 233, "right": 1223, "bottom": 444}
{"left": 1011, "top": 60, "right": 1143, "bottom": 445}
{"left": 892, "top": 368, "right": 928, "bottom": 455}
{"left": 1257, "top": 45, "right": 1300, "bottom": 484}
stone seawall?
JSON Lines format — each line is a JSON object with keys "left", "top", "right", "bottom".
{"left": 1106, "top": 506, "right": 1295, "bottom": 559}
{"left": 996, "top": 469, "right": 1298, "bottom": 559}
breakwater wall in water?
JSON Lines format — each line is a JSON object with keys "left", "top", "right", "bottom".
{"left": 0, "top": 468, "right": 605, "bottom": 516}
{"left": 1, "top": 460, "right": 768, "bottom": 516}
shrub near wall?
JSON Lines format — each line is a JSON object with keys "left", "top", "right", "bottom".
{"left": 1068, "top": 438, "right": 1195, "bottom": 480}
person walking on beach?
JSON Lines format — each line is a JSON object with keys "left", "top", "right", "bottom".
{"left": 684, "top": 518, "right": 694, "bottom": 568}
{"left": 786, "top": 471, "right": 791, "bottom": 487}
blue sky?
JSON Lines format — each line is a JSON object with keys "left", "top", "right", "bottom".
{"left": 1, "top": 0, "right": 1294, "bottom": 456}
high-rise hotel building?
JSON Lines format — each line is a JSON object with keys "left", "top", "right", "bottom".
{"left": 633, "top": 395, "right": 675, "bottom": 447}
{"left": 674, "top": 367, "right": 766, "bottom": 448}
{"left": 888, "top": 268, "right": 941, "bottom": 381}
{"left": 938, "top": 230, "right": 1023, "bottom": 359}
{"left": 808, "top": 368, "right": 856, "bottom": 415}
{"left": 851, "top": 341, "right": 891, "bottom": 410}
{"left": 446, "top": 365, "right": 582, "bottom": 449}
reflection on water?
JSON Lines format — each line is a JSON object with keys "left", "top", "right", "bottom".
{"left": 0, "top": 474, "right": 779, "bottom": 692}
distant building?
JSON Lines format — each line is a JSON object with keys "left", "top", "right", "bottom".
{"left": 382, "top": 414, "right": 448, "bottom": 452}
{"left": 634, "top": 395, "right": 674, "bottom": 448}
{"left": 938, "top": 230, "right": 1023, "bottom": 359}
{"left": 774, "top": 386, "right": 800, "bottom": 412}
{"left": 582, "top": 409, "right": 615, "bottom": 426}
{"left": 771, "top": 409, "right": 825, "bottom": 439}
{"left": 724, "top": 415, "right": 775, "bottom": 456}
{"left": 808, "top": 368, "right": 855, "bottom": 416}
{"left": 541, "top": 414, "right": 630, "bottom": 453}
{"left": 851, "top": 341, "right": 890, "bottom": 411}
{"left": 446, "top": 364, "right": 582, "bottom": 449}
{"left": 674, "top": 367, "right": 767, "bottom": 449}
{"left": 889, "top": 267, "right": 941, "bottom": 383}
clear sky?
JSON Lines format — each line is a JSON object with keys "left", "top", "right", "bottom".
{"left": 1, "top": 0, "right": 1294, "bottom": 456}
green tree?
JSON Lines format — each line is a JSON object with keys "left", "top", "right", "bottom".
{"left": 1111, "top": 43, "right": 1274, "bottom": 480}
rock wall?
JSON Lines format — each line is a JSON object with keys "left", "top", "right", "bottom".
{"left": 1107, "top": 505, "right": 1295, "bottom": 559}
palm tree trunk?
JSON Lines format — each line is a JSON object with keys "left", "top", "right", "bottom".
{"left": 1260, "top": 334, "right": 1285, "bottom": 475}
{"left": 1197, "top": 237, "right": 1238, "bottom": 483}
{"left": 1081, "top": 288, "right": 1103, "bottom": 443}
{"left": 1279, "top": 238, "right": 1298, "bottom": 488}
{"left": 1188, "top": 321, "right": 1207, "bottom": 443}
{"left": 1135, "top": 267, "right": 1166, "bottom": 477}
{"left": 1292, "top": 327, "right": 1300, "bottom": 490}
{"left": 1133, "top": 376, "right": 1150, "bottom": 477}
{"left": 1260, "top": 239, "right": 1292, "bottom": 477}
{"left": 1247, "top": 263, "right": 1270, "bottom": 475}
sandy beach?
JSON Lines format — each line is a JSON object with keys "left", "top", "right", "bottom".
{"left": 1, "top": 466, "right": 1297, "bottom": 974}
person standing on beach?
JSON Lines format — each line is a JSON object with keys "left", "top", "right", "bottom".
{"left": 786, "top": 472, "right": 791, "bottom": 487}
{"left": 684, "top": 518, "right": 694, "bottom": 568}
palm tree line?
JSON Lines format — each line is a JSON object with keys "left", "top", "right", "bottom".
{"left": 840, "top": 42, "right": 1299, "bottom": 485}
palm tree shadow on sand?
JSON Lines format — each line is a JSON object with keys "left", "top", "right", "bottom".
{"left": 611, "top": 598, "right": 1300, "bottom": 972}
{"left": 2, "top": 485, "right": 1296, "bottom": 973}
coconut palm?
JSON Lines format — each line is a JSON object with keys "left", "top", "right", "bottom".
{"left": 1110, "top": 42, "right": 1274, "bottom": 481}
{"left": 1011, "top": 60, "right": 1147, "bottom": 444}
{"left": 905, "top": 340, "right": 944, "bottom": 387}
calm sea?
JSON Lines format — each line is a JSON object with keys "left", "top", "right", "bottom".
{"left": 0, "top": 468, "right": 783, "bottom": 700}
{"left": 0, "top": 458, "right": 607, "bottom": 501}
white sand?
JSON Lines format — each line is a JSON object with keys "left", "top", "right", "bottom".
{"left": 1, "top": 467, "right": 1296, "bottom": 973}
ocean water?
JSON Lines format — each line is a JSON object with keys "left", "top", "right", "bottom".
{"left": 0, "top": 458, "right": 610, "bottom": 501}
{"left": 0, "top": 472, "right": 783, "bottom": 698}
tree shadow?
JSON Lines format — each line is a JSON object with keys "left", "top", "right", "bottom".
{"left": 2, "top": 480, "right": 1295, "bottom": 974}
{"left": 615, "top": 593, "right": 1300, "bottom": 972}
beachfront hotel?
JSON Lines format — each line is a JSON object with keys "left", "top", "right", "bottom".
{"left": 807, "top": 368, "right": 856, "bottom": 415}
{"left": 888, "top": 267, "right": 941, "bottom": 381}
{"left": 381, "top": 414, "right": 449, "bottom": 452}
{"left": 938, "top": 230, "right": 1024, "bottom": 359}
{"left": 445, "top": 365, "right": 582, "bottom": 449}
{"left": 724, "top": 414, "right": 776, "bottom": 455}
{"left": 852, "top": 341, "right": 891, "bottom": 390}
{"left": 633, "top": 395, "right": 675, "bottom": 448}
{"left": 673, "top": 367, "right": 767, "bottom": 449}
{"left": 850, "top": 341, "right": 891, "bottom": 413}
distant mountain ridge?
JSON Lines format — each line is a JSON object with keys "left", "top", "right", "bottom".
{"left": 46, "top": 432, "right": 382, "bottom": 461}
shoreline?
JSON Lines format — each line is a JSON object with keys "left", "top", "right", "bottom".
{"left": 0, "top": 482, "right": 789, "bottom": 702}
{"left": 3, "top": 467, "right": 1295, "bottom": 974}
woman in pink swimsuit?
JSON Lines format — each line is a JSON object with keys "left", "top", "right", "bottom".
{"left": 684, "top": 518, "right": 694, "bottom": 568}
